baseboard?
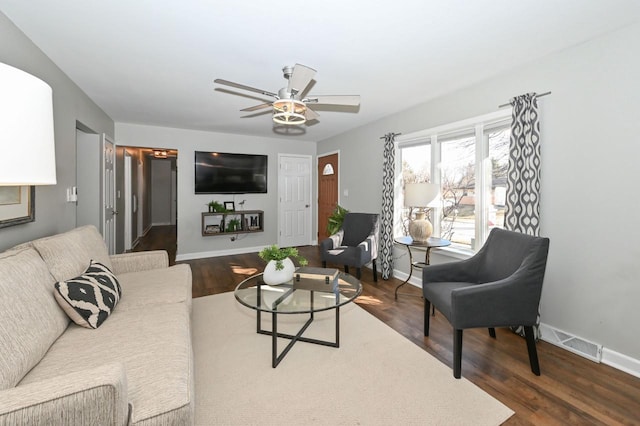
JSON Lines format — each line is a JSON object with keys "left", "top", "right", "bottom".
{"left": 392, "top": 268, "right": 422, "bottom": 288}
{"left": 151, "top": 221, "right": 172, "bottom": 227}
{"left": 538, "top": 322, "right": 640, "bottom": 378}
{"left": 141, "top": 225, "right": 152, "bottom": 237}
{"left": 601, "top": 348, "right": 640, "bottom": 379}
{"left": 176, "top": 245, "right": 269, "bottom": 261}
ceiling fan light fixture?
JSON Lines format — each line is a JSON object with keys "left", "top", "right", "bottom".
{"left": 272, "top": 99, "right": 306, "bottom": 125}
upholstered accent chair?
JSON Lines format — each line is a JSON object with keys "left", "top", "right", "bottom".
{"left": 320, "top": 213, "right": 380, "bottom": 281}
{"left": 422, "top": 228, "right": 550, "bottom": 379}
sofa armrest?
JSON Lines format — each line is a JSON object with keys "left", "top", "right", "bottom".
{"left": 110, "top": 250, "right": 169, "bottom": 274}
{"left": 0, "top": 362, "right": 129, "bottom": 426}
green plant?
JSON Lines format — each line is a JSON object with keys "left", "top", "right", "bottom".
{"left": 207, "top": 200, "right": 226, "bottom": 212}
{"left": 327, "top": 204, "right": 349, "bottom": 235}
{"left": 226, "top": 218, "right": 241, "bottom": 232}
{"left": 258, "top": 245, "right": 308, "bottom": 270}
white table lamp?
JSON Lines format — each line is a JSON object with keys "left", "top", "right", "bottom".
{"left": 404, "top": 182, "right": 440, "bottom": 242}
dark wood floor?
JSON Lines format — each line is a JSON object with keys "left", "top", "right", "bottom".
{"left": 137, "top": 226, "right": 640, "bottom": 425}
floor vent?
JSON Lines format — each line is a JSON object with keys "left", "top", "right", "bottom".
{"left": 543, "top": 326, "right": 603, "bottom": 362}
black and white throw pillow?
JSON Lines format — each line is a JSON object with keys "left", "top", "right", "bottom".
{"left": 54, "top": 260, "right": 122, "bottom": 329}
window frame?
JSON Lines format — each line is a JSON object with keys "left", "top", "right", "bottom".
{"left": 394, "top": 109, "right": 512, "bottom": 254}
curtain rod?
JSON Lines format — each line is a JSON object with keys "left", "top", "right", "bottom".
{"left": 380, "top": 132, "right": 402, "bottom": 140}
{"left": 498, "top": 91, "right": 551, "bottom": 108}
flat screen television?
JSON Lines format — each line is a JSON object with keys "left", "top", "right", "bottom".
{"left": 194, "top": 151, "right": 268, "bottom": 194}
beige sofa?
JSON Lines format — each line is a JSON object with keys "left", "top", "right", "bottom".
{"left": 0, "top": 225, "right": 193, "bottom": 425}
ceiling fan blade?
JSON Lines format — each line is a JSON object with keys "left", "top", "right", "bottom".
{"left": 304, "top": 95, "right": 360, "bottom": 106}
{"left": 287, "top": 64, "right": 316, "bottom": 95}
{"left": 304, "top": 107, "right": 320, "bottom": 121}
{"left": 240, "top": 102, "right": 273, "bottom": 112}
{"left": 214, "top": 79, "right": 278, "bottom": 98}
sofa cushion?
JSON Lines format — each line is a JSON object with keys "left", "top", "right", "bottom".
{"left": 19, "top": 302, "right": 193, "bottom": 425}
{"left": 31, "top": 225, "right": 113, "bottom": 282}
{"left": 116, "top": 264, "right": 192, "bottom": 312}
{"left": 0, "top": 248, "right": 69, "bottom": 390}
{"left": 54, "top": 261, "right": 122, "bottom": 329}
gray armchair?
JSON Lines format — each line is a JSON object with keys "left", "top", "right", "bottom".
{"left": 422, "top": 228, "right": 550, "bottom": 378}
{"left": 320, "top": 213, "right": 379, "bottom": 281}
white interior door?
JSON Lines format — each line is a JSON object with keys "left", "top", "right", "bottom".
{"left": 278, "top": 154, "right": 312, "bottom": 247}
{"left": 102, "top": 134, "right": 116, "bottom": 254}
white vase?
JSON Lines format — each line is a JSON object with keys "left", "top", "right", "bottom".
{"left": 262, "top": 258, "right": 295, "bottom": 285}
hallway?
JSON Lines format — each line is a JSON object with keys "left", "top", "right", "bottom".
{"left": 133, "top": 225, "right": 177, "bottom": 265}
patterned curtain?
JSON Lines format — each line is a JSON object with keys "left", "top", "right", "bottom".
{"left": 505, "top": 93, "right": 541, "bottom": 235}
{"left": 505, "top": 93, "right": 542, "bottom": 339}
{"left": 380, "top": 133, "right": 396, "bottom": 280}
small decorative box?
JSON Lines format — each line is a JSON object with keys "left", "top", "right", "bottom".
{"left": 293, "top": 267, "right": 340, "bottom": 293}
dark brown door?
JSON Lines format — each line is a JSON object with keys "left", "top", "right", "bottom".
{"left": 318, "top": 153, "right": 338, "bottom": 241}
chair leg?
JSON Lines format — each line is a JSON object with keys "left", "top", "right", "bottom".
{"left": 524, "top": 326, "right": 541, "bottom": 376}
{"left": 453, "top": 329, "right": 463, "bottom": 379}
{"left": 372, "top": 261, "right": 378, "bottom": 282}
{"left": 424, "top": 299, "right": 431, "bottom": 337}
{"left": 356, "top": 268, "right": 362, "bottom": 279}
{"left": 344, "top": 265, "right": 349, "bottom": 274}
{"left": 322, "top": 261, "right": 326, "bottom": 268}
{"left": 488, "top": 328, "right": 496, "bottom": 338}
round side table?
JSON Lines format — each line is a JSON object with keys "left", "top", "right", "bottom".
{"left": 393, "top": 236, "right": 451, "bottom": 299}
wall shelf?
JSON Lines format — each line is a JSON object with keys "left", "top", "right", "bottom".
{"left": 201, "top": 210, "right": 263, "bottom": 236}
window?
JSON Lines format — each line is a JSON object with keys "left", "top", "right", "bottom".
{"left": 396, "top": 110, "right": 511, "bottom": 251}
{"left": 440, "top": 132, "right": 476, "bottom": 246}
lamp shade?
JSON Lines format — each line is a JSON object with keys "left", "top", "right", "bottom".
{"left": 0, "top": 62, "right": 56, "bottom": 185}
{"left": 404, "top": 183, "right": 439, "bottom": 207}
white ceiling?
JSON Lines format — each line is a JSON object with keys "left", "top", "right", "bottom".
{"left": 2, "top": 1, "right": 640, "bottom": 142}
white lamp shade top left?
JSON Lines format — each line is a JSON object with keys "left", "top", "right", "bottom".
{"left": 0, "top": 62, "right": 56, "bottom": 185}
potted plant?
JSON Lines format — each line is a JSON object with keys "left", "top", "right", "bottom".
{"left": 226, "top": 218, "right": 241, "bottom": 232}
{"left": 207, "top": 200, "right": 226, "bottom": 213}
{"left": 327, "top": 204, "right": 349, "bottom": 235}
{"left": 259, "top": 245, "right": 308, "bottom": 285}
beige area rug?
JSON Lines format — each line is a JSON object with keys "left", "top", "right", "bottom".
{"left": 193, "top": 292, "right": 514, "bottom": 425}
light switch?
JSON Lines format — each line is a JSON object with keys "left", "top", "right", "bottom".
{"left": 344, "top": 189, "right": 349, "bottom": 197}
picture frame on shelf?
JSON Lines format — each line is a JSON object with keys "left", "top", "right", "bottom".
{"left": 205, "top": 224, "right": 220, "bottom": 234}
{"left": 224, "top": 201, "right": 235, "bottom": 212}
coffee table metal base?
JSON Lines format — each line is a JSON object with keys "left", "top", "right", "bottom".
{"left": 256, "top": 305, "right": 340, "bottom": 368}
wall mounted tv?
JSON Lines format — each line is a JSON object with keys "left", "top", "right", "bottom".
{"left": 194, "top": 151, "right": 268, "bottom": 194}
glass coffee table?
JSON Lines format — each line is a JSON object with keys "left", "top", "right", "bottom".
{"left": 234, "top": 271, "right": 362, "bottom": 368}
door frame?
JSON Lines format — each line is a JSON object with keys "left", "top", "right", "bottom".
{"left": 277, "top": 153, "right": 313, "bottom": 247}
{"left": 317, "top": 150, "right": 340, "bottom": 242}
{"left": 101, "top": 134, "right": 117, "bottom": 255}
{"left": 124, "top": 151, "right": 132, "bottom": 251}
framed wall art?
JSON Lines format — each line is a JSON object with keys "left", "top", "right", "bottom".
{"left": 0, "top": 186, "right": 35, "bottom": 228}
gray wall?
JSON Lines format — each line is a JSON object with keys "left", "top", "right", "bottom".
{"left": 75, "top": 130, "right": 101, "bottom": 230}
{"left": 318, "top": 23, "right": 640, "bottom": 361}
{"left": 115, "top": 123, "right": 316, "bottom": 259}
{"left": 0, "top": 12, "right": 114, "bottom": 251}
{"left": 150, "top": 158, "right": 173, "bottom": 225}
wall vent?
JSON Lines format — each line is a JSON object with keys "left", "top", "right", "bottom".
{"left": 541, "top": 325, "right": 603, "bottom": 362}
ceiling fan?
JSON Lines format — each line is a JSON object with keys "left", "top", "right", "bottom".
{"left": 214, "top": 64, "right": 360, "bottom": 125}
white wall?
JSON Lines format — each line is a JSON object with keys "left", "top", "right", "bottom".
{"left": 318, "top": 23, "right": 640, "bottom": 363}
{"left": 0, "top": 12, "right": 114, "bottom": 251}
{"left": 115, "top": 123, "right": 316, "bottom": 259}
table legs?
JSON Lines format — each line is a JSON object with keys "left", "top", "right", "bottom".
{"left": 394, "top": 244, "right": 415, "bottom": 299}
{"left": 256, "top": 291, "right": 340, "bottom": 368}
